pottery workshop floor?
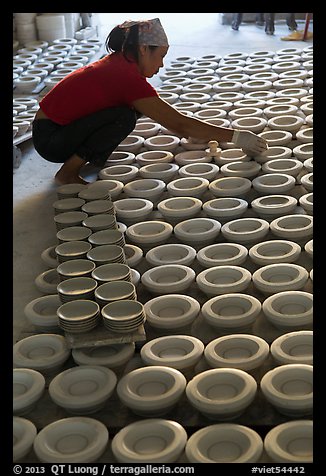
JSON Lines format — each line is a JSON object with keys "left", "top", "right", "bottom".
{"left": 13, "top": 13, "right": 313, "bottom": 463}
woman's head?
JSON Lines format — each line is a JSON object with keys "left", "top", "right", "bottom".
{"left": 105, "top": 18, "right": 169, "bottom": 77}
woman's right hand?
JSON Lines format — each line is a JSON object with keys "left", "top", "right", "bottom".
{"left": 232, "top": 130, "right": 268, "bottom": 155}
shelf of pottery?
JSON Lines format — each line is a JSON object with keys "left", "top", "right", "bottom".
{"left": 13, "top": 46, "right": 313, "bottom": 464}
{"left": 13, "top": 37, "right": 104, "bottom": 147}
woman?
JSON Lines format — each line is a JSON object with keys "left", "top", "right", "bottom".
{"left": 32, "top": 18, "right": 267, "bottom": 185}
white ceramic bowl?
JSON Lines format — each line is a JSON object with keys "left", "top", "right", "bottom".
{"left": 204, "top": 334, "right": 270, "bottom": 372}
{"left": 251, "top": 195, "right": 297, "bottom": 220}
{"left": 249, "top": 240, "right": 301, "bottom": 265}
{"left": 252, "top": 263, "right": 309, "bottom": 295}
{"left": 139, "top": 162, "right": 179, "bottom": 182}
{"left": 262, "top": 291, "right": 313, "bottom": 330}
{"left": 260, "top": 364, "right": 313, "bottom": 417}
{"left": 196, "top": 266, "right": 251, "bottom": 296}
{"left": 48, "top": 365, "right": 117, "bottom": 414}
{"left": 141, "top": 335, "right": 204, "bottom": 372}
{"left": 24, "top": 294, "right": 62, "bottom": 331}
{"left": 157, "top": 196, "right": 202, "bottom": 221}
{"left": 13, "top": 334, "right": 71, "bottom": 374}
{"left": 178, "top": 162, "right": 219, "bottom": 180}
{"left": 261, "top": 158, "right": 303, "bottom": 178}
{"left": 126, "top": 221, "right": 173, "bottom": 248}
{"left": 270, "top": 214, "right": 313, "bottom": 243}
{"left": 202, "top": 293, "right": 261, "bottom": 330}
{"left": 33, "top": 417, "right": 109, "bottom": 463}
{"left": 221, "top": 218, "right": 270, "bottom": 245}
{"left": 185, "top": 423, "right": 263, "bottom": 463}
{"left": 270, "top": 331, "right": 313, "bottom": 366}
{"left": 220, "top": 160, "right": 261, "bottom": 179}
{"left": 98, "top": 165, "right": 139, "bottom": 183}
{"left": 144, "top": 134, "right": 180, "bottom": 152}
{"left": 144, "top": 294, "right": 200, "bottom": 329}
{"left": 202, "top": 197, "right": 248, "bottom": 222}
{"left": 252, "top": 173, "right": 295, "bottom": 195}
{"left": 123, "top": 179, "right": 166, "bottom": 200}
{"left": 124, "top": 244, "right": 143, "bottom": 268}
{"left": 304, "top": 239, "right": 313, "bottom": 259}
{"left": 114, "top": 198, "right": 153, "bottom": 224}
{"left": 186, "top": 368, "right": 257, "bottom": 420}
{"left": 117, "top": 365, "right": 187, "bottom": 416}
{"left": 141, "top": 265, "right": 196, "bottom": 294}
{"left": 145, "top": 244, "right": 197, "bottom": 267}
{"left": 111, "top": 419, "right": 187, "bottom": 463}
{"left": 72, "top": 343, "right": 135, "bottom": 369}
{"left": 174, "top": 218, "right": 221, "bottom": 246}
{"left": 300, "top": 173, "right": 313, "bottom": 192}
{"left": 116, "top": 134, "right": 144, "bottom": 154}
{"left": 299, "top": 193, "right": 313, "bottom": 215}
{"left": 13, "top": 368, "right": 45, "bottom": 415}
{"left": 13, "top": 416, "right": 37, "bottom": 462}
{"left": 135, "top": 150, "right": 173, "bottom": 167}
{"left": 167, "top": 177, "right": 209, "bottom": 197}
{"left": 196, "top": 243, "right": 248, "bottom": 268}
{"left": 258, "top": 130, "right": 293, "bottom": 147}
{"left": 209, "top": 177, "right": 252, "bottom": 198}
{"left": 263, "top": 420, "right": 313, "bottom": 463}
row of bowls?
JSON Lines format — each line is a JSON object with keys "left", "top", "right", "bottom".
{"left": 13, "top": 414, "right": 313, "bottom": 463}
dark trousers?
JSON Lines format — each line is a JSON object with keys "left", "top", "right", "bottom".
{"left": 32, "top": 106, "right": 137, "bottom": 166}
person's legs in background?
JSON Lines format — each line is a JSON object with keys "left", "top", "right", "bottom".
{"left": 265, "top": 13, "right": 275, "bottom": 35}
{"left": 256, "top": 13, "right": 264, "bottom": 26}
{"left": 286, "top": 13, "right": 298, "bottom": 31}
{"left": 231, "top": 13, "right": 243, "bottom": 30}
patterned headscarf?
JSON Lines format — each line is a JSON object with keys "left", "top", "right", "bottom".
{"left": 119, "top": 18, "right": 169, "bottom": 47}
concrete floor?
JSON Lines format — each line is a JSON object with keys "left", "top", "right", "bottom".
{"left": 13, "top": 13, "right": 313, "bottom": 342}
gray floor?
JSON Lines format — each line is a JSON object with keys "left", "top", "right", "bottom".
{"left": 13, "top": 13, "right": 313, "bottom": 342}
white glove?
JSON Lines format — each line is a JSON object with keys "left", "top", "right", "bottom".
{"left": 232, "top": 130, "right": 268, "bottom": 155}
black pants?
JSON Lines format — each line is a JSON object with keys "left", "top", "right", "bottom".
{"left": 32, "top": 106, "right": 138, "bottom": 166}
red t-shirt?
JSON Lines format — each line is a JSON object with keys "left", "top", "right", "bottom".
{"left": 39, "top": 52, "right": 158, "bottom": 125}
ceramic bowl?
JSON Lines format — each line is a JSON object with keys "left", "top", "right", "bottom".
{"left": 186, "top": 368, "right": 257, "bottom": 420}
{"left": 202, "top": 198, "right": 248, "bottom": 222}
{"left": 144, "top": 135, "right": 180, "bottom": 152}
{"left": 116, "top": 134, "right": 144, "bottom": 154}
{"left": 270, "top": 331, "right": 313, "bottom": 366}
{"left": 98, "top": 165, "right": 139, "bottom": 183}
{"left": 95, "top": 280, "right": 136, "bottom": 307}
{"left": 261, "top": 158, "right": 303, "bottom": 178}
{"left": 304, "top": 240, "right": 313, "bottom": 259}
{"left": 293, "top": 143, "right": 313, "bottom": 162}
{"left": 49, "top": 365, "right": 117, "bottom": 414}
{"left": 34, "top": 268, "right": 60, "bottom": 294}
{"left": 139, "top": 163, "right": 179, "bottom": 182}
{"left": 209, "top": 177, "right": 252, "bottom": 198}
{"left": 258, "top": 130, "right": 293, "bottom": 147}
{"left": 299, "top": 193, "right": 313, "bottom": 215}
{"left": 144, "top": 294, "right": 200, "bottom": 329}
{"left": 56, "top": 183, "right": 87, "bottom": 199}
{"left": 81, "top": 199, "right": 115, "bottom": 216}
{"left": 296, "top": 127, "right": 313, "bottom": 144}
{"left": 24, "top": 294, "right": 62, "bottom": 331}
{"left": 270, "top": 214, "right": 313, "bottom": 243}
{"left": 33, "top": 417, "right": 109, "bottom": 463}
{"left": 88, "top": 229, "right": 125, "bottom": 248}
{"left": 252, "top": 173, "right": 295, "bottom": 195}
{"left": 178, "top": 162, "right": 219, "bottom": 180}
{"left": 55, "top": 240, "right": 93, "bottom": 263}
{"left": 264, "top": 420, "right": 313, "bottom": 463}
{"left": 196, "top": 266, "right": 251, "bottom": 297}
{"left": 82, "top": 214, "right": 118, "bottom": 232}
{"left": 260, "top": 364, "right": 313, "bottom": 417}
{"left": 254, "top": 146, "right": 292, "bottom": 165}
{"left": 196, "top": 243, "right": 248, "bottom": 268}
{"left": 123, "top": 178, "right": 166, "bottom": 200}
{"left": 220, "top": 160, "right": 261, "bottom": 179}
{"left": 86, "top": 179, "right": 124, "bottom": 200}
{"left": 13, "top": 368, "right": 45, "bottom": 416}
{"left": 56, "top": 225, "right": 92, "bottom": 243}
{"left": 204, "top": 334, "right": 269, "bottom": 372}
{"left": 141, "top": 265, "right": 196, "bottom": 294}
{"left": 213, "top": 148, "right": 249, "bottom": 167}
{"left": 135, "top": 150, "right": 174, "bottom": 167}
{"left": 174, "top": 218, "right": 221, "bottom": 246}
{"left": 300, "top": 173, "right": 313, "bottom": 192}
{"left": 111, "top": 419, "right": 187, "bottom": 463}
{"left": 114, "top": 198, "right": 153, "bottom": 224}
{"left": 124, "top": 244, "right": 143, "bottom": 268}
{"left": 185, "top": 423, "right": 263, "bottom": 463}
{"left": 101, "top": 300, "right": 145, "bottom": 333}
{"left": 78, "top": 185, "right": 112, "bottom": 201}
{"left": 249, "top": 240, "right": 301, "bottom": 265}
{"left": 13, "top": 416, "right": 37, "bottom": 462}
{"left": 251, "top": 195, "right": 298, "bottom": 220}
{"left": 117, "top": 365, "right": 187, "bottom": 416}
{"left": 202, "top": 293, "right": 261, "bottom": 330}
{"left": 126, "top": 221, "right": 173, "bottom": 248}
{"left": 221, "top": 218, "right": 270, "bottom": 245}
{"left": 167, "top": 177, "right": 209, "bottom": 198}
{"left": 87, "top": 244, "right": 126, "bottom": 266}
{"left": 262, "top": 291, "right": 313, "bottom": 330}
{"left": 133, "top": 121, "right": 161, "bottom": 138}
{"left": 252, "top": 263, "right": 309, "bottom": 295}
{"left": 52, "top": 197, "right": 85, "bottom": 214}
{"left": 145, "top": 244, "right": 196, "bottom": 267}
{"left": 263, "top": 104, "right": 298, "bottom": 118}
{"left": 72, "top": 343, "right": 135, "bottom": 369}
{"left": 54, "top": 211, "right": 88, "bottom": 231}
{"left": 157, "top": 197, "right": 202, "bottom": 222}
{"left": 57, "top": 276, "right": 98, "bottom": 302}
{"left": 13, "top": 334, "right": 70, "bottom": 374}
{"left": 141, "top": 335, "right": 204, "bottom": 372}
{"left": 267, "top": 115, "right": 305, "bottom": 135}
{"left": 231, "top": 117, "right": 267, "bottom": 134}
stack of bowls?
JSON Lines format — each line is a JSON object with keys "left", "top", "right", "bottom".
{"left": 101, "top": 300, "right": 146, "bottom": 333}
{"left": 95, "top": 281, "right": 136, "bottom": 308}
{"left": 57, "top": 277, "right": 98, "bottom": 303}
{"left": 57, "top": 299, "right": 101, "bottom": 333}
{"left": 86, "top": 244, "right": 126, "bottom": 266}
{"left": 88, "top": 229, "right": 125, "bottom": 248}
{"left": 91, "top": 263, "right": 131, "bottom": 284}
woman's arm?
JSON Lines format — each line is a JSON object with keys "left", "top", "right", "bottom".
{"left": 132, "top": 95, "right": 267, "bottom": 154}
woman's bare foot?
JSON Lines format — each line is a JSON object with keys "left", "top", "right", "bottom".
{"left": 54, "top": 155, "right": 89, "bottom": 185}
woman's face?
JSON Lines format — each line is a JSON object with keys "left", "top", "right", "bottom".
{"left": 138, "top": 45, "right": 169, "bottom": 77}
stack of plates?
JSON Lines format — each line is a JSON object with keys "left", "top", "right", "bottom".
{"left": 57, "top": 277, "right": 98, "bottom": 303}
{"left": 91, "top": 263, "right": 132, "bottom": 284}
{"left": 78, "top": 187, "right": 111, "bottom": 202}
{"left": 82, "top": 213, "right": 118, "bottom": 232}
{"left": 56, "top": 183, "right": 87, "bottom": 199}
{"left": 95, "top": 280, "right": 136, "bottom": 307}
{"left": 101, "top": 300, "right": 146, "bottom": 333}
{"left": 88, "top": 229, "right": 126, "bottom": 248}
{"left": 55, "top": 241, "right": 92, "bottom": 263}
{"left": 86, "top": 245, "right": 126, "bottom": 265}
{"left": 57, "top": 299, "right": 101, "bottom": 333}
{"left": 81, "top": 199, "right": 115, "bottom": 216}
{"left": 57, "top": 259, "right": 96, "bottom": 281}
{"left": 54, "top": 211, "right": 89, "bottom": 231}
{"left": 52, "top": 197, "right": 86, "bottom": 215}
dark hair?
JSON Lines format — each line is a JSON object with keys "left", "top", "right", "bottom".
{"left": 105, "top": 24, "right": 157, "bottom": 62}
